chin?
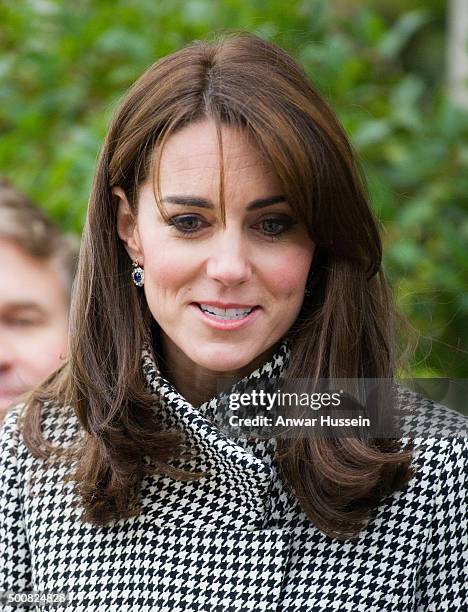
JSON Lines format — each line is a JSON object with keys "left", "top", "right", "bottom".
{"left": 191, "top": 343, "right": 257, "bottom": 373}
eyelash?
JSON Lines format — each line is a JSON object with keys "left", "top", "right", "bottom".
{"left": 167, "top": 215, "right": 297, "bottom": 241}
{"left": 9, "top": 319, "right": 38, "bottom": 327}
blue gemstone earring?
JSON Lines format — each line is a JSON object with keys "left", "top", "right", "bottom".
{"left": 131, "top": 261, "right": 144, "bottom": 287}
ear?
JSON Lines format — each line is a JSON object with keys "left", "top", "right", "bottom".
{"left": 114, "top": 187, "right": 145, "bottom": 265}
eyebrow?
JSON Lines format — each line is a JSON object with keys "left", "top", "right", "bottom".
{"left": 2, "top": 302, "right": 47, "bottom": 315}
{"left": 161, "top": 194, "right": 287, "bottom": 210}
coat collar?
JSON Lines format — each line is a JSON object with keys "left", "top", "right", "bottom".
{"left": 140, "top": 335, "right": 291, "bottom": 426}
{"left": 139, "top": 335, "right": 292, "bottom": 530}
{"left": 142, "top": 337, "right": 291, "bottom": 466}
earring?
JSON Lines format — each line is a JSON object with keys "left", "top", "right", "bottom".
{"left": 131, "top": 261, "right": 144, "bottom": 287}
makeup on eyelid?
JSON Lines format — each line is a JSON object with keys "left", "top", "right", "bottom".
{"left": 166, "top": 212, "right": 298, "bottom": 239}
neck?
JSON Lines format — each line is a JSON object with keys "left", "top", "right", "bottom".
{"left": 152, "top": 328, "right": 280, "bottom": 407}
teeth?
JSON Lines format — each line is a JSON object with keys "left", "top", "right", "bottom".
{"left": 199, "top": 304, "right": 254, "bottom": 319}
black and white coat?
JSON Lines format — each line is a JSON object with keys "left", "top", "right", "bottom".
{"left": 1, "top": 339, "right": 467, "bottom": 611}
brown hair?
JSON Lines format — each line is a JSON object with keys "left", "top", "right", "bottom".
{"left": 0, "top": 178, "right": 79, "bottom": 296}
{"left": 22, "top": 31, "right": 414, "bottom": 539}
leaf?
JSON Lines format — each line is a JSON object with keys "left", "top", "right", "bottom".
{"left": 378, "top": 10, "right": 431, "bottom": 60}
{"left": 389, "top": 74, "right": 425, "bottom": 130}
{"left": 352, "top": 119, "right": 392, "bottom": 149}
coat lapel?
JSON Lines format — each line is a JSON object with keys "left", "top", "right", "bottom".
{"left": 139, "top": 337, "right": 291, "bottom": 530}
{"left": 128, "top": 338, "right": 295, "bottom": 610}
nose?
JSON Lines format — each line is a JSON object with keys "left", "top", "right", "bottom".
{"left": 205, "top": 229, "right": 253, "bottom": 287}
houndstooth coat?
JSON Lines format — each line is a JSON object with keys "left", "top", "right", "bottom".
{"left": 0, "top": 338, "right": 467, "bottom": 611}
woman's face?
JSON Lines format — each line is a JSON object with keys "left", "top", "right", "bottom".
{"left": 116, "top": 119, "right": 315, "bottom": 374}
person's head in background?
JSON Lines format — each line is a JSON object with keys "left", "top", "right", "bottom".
{"left": 0, "top": 178, "right": 79, "bottom": 418}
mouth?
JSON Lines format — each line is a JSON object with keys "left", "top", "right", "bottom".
{"left": 190, "top": 302, "right": 261, "bottom": 329}
{"left": 195, "top": 303, "right": 258, "bottom": 320}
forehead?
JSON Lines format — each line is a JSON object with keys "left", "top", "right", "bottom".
{"left": 156, "top": 119, "right": 279, "bottom": 188}
{"left": 0, "top": 238, "right": 67, "bottom": 309}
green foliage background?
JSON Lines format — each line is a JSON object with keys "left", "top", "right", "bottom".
{"left": 1, "top": 0, "right": 467, "bottom": 377}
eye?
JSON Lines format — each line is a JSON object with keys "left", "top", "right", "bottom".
{"left": 8, "top": 318, "right": 40, "bottom": 327}
{"left": 256, "top": 216, "right": 297, "bottom": 239}
{"left": 168, "top": 214, "right": 206, "bottom": 234}
{"left": 167, "top": 213, "right": 297, "bottom": 239}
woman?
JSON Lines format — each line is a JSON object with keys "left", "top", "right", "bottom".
{"left": 1, "top": 32, "right": 466, "bottom": 611}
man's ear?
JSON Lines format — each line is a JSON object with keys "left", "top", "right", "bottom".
{"left": 113, "top": 187, "right": 144, "bottom": 265}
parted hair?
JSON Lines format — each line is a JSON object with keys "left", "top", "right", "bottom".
{"left": 21, "top": 31, "right": 415, "bottom": 540}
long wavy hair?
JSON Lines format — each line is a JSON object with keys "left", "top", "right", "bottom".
{"left": 21, "top": 31, "right": 414, "bottom": 539}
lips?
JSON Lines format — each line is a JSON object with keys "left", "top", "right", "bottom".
{"left": 197, "top": 303, "right": 255, "bottom": 319}
{"left": 192, "top": 301, "right": 258, "bottom": 309}
{"left": 190, "top": 302, "right": 260, "bottom": 330}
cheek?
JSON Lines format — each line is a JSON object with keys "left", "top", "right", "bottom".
{"left": 144, "top": 254, "right": 191, "bottom": 287}
{"left": 264, "top": 247, "right": 313, "bottom": 297}
{"left": 140, "top": 225, "right": 198, "bottom": 282}
{"left": 142, "top": 248, "right": 198, "bottom": 311}
{"left": 20, "top": 323, "right": 68, "bottom": 382}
